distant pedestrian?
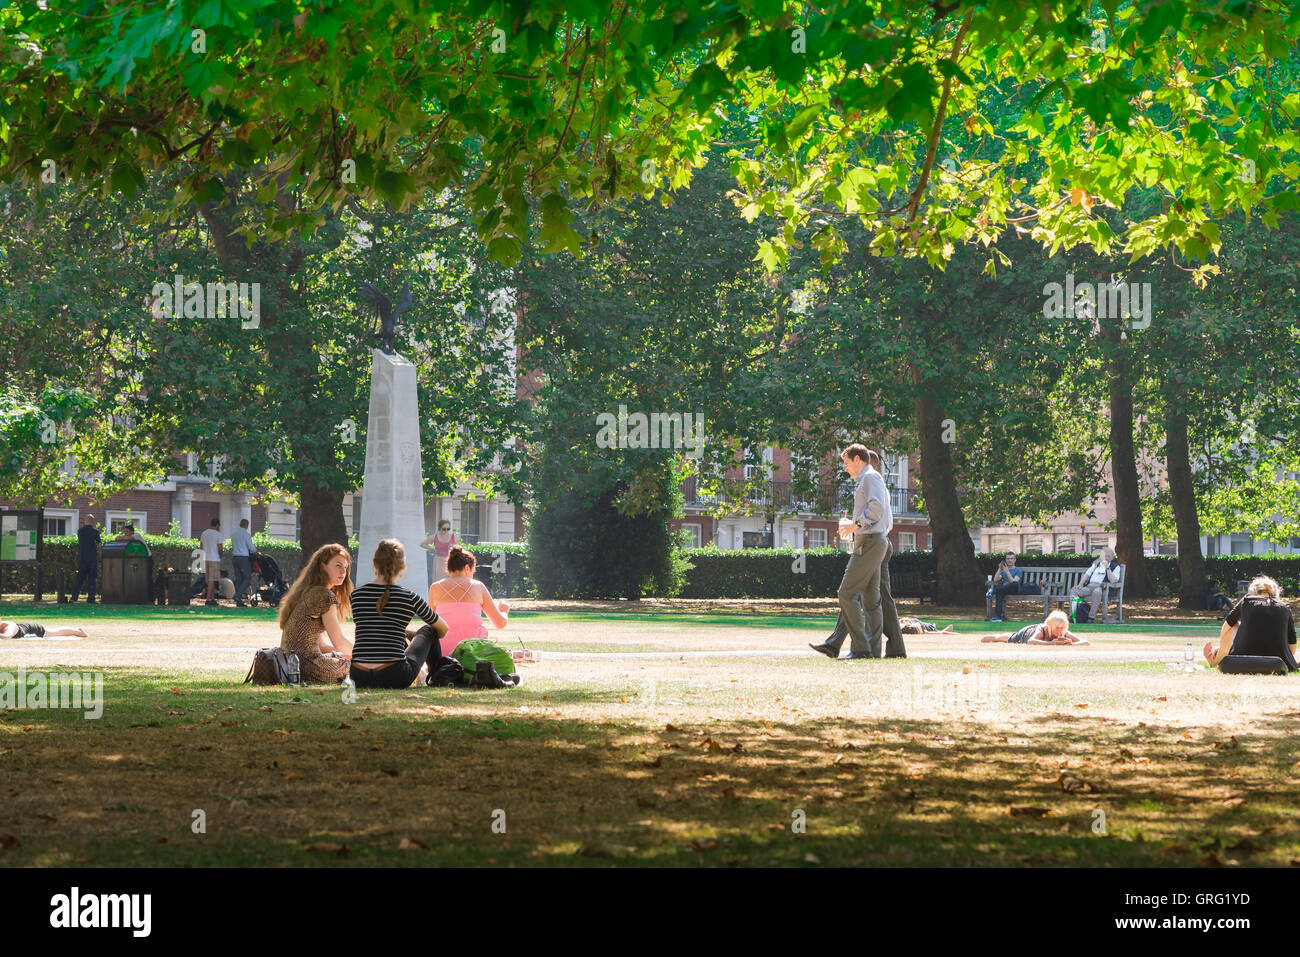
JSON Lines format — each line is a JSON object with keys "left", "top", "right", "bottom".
{"left": 117, "top": 523, "right": 150, "bottom": 553}
{"left": 199, "top": 518, "right": 223, "bottom": 607}
{"left": 230, "top": 518, "right": 259, "bottom": 608}
{"left": 71, "top": 513, "right": 101, "bottom": 604}
{"left": 421, "top": 520, "right": 458, "bottom": 576}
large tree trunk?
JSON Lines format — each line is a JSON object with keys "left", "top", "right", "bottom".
{"left": 1101, "top": 320, "right": 1153, "bottom": 596}
{"left": 298, "top": 477, "right": 349, "bottom": 559}
{"left": 913, "top": 367, "right": 985, "bottom": 605}
{"left": 1165, "top": 402, "right": 1207, "bottom": 608}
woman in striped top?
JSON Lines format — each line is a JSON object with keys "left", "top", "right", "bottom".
{"left": 349, "top": 538, "right": 449, "bottom": 689}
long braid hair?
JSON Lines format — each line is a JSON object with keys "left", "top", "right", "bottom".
{"left": 372, "top": 538, "right": 407, "bottom": 615}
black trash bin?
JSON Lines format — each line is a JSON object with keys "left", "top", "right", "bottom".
{"left": 166, "top": 572, "right": 192, "bottom": 606}
{"left": 101, "top": 540, "right": 154, "bottom": 604}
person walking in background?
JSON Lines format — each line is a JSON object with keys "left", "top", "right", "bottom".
{"left": 427, "top": 546, "right": 509, "bottom": 657}
{"left": 987, "top": 551, "right": 1023, "bottom": 622}
{"left": 421, "top": 520, "right": 458, "bottom": 577}
{"left": 71, "top": 513, "right": 101, "bottom": 604}
{"left": 808, "top": 445, "right": 905, "bottom": 660}
{"left": 230, "top": 518, "right": 259, "bottom": 608}
{"left": 199, "top": 517, "right": 223, "bottom": 607}
{"left": 1069, "top": 546, "right": 1121, "bottom": 622}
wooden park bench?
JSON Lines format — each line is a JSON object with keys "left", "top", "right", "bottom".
{"left": 891, "top": 569, "right": 938, "bottom": 604}
{"left": 985, "top": 563, "right": 1126, "bottom": 623}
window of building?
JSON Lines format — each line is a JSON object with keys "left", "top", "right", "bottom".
{"left": 1055, "top": 534, "right": 1077, "bottom": 553}
{"left": 1156, "top": 539, "right": 1177, "bottom": 556}
{"left": 880, "top": 451, "right": 904, "bottom": 489}
{"left": 1087, "top": 534, "right": 1112, "bottom": 554}
{"left": 808, "top": 528, "right": 827, "bottom": 548}
{"left": 1022, "top": 535, "right": 1044, "bottom": 554}
{"left": 42, "top": 510, "right": 74, "bottom": 538}
{"left": 898, "top": 531, "right": 916, "bottom": 551}
{"left": 460, "top": 501, "right": 482, "bottom": 544}
{"left": 681, "top": 523, "right": 702, "bottom": 548}
{"left": 742, "top": 530, "right": 771, "bottom": 549}
{"left": 990, "top": 534, "right": 1017, "bottom": 554}
{"left": 106, "top": 512, "right": 146, "bottom": 535}
{"left": 1229, "top": 534, "right": 1253, "bottom": 555}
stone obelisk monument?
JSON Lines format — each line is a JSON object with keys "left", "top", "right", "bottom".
{"left": 356, "top": 349, "right": 428, "bottom": 595}
{"left": 355, "top": 280, "right": 427, "bottom": 595}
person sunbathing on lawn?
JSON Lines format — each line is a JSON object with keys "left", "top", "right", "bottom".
{"left": 900, "top": 617, "right": 954, "bottom": 635}
{"left": 0, "top": 620, "right": 88, "bottom": 639}
{"left": 981, "top": 610, "right": 1088, "bottom": 645}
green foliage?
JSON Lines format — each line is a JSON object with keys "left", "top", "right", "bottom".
{"left": 527, "top": 445, "right": 684, "bottom": 599}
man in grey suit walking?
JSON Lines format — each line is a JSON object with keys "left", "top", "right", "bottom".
{"left": 809, "top": 445, "right": 906, "bottom": 660}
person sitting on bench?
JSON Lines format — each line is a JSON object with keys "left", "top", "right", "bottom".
{"left": 981, "top": 610, "right": 1088, "bottom": 645}
{"left": 899, "top": 617, "right": 954, "bottom": 635}
{"left": 986, "top": 551, "right": 1023, "bottom": 622}
{"left": 1202, "top": 576, "right": 1297, "bottom": 672}
{"left": 1204, "top": 578, "right": 1233, "bottom": 613}
{"left": 1068, "top": 547, "right": 1121, "bottom": 622}
{"left": 0, "top": 621, "right": 88, "bottom": 639}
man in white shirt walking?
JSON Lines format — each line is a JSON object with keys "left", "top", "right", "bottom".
{"left": 809, "top": 444, "right": 905, "bottom": 660}
{"left": 199, "top": 518, "right": 224, "bottom": 607}
{"left": 230, "top": 518, "right": 259, "bottom": 608}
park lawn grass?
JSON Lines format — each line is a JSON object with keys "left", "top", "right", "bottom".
{"left": 2, "top": 621, "right": 1298, "bottom": 866}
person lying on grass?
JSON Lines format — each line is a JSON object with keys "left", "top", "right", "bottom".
{"left": 900, "top": 617, "right": 954, "bottom": 635}
{"left": 1203, "top": 575, "right": 1298, "bottom": 672}
{"left": 0, "top": 621, "right": 87, "bottom": 639}
{"left": 981, "top": 610, "right": 1088, "bottom": 645}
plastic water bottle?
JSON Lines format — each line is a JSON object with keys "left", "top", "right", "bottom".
{"left": 1183, "top": 641, "right": 1194, "bottom": 673}
{"left": 287, "top": 650, "right": 301, "bottom": 686}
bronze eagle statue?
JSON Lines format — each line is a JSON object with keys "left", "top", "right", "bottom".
{"left": 360, "top": 281, "right": 413, "bottom": 355}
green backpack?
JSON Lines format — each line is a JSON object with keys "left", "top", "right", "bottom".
{"left": 451, "top": 638, "right": 516, "bottom": 677}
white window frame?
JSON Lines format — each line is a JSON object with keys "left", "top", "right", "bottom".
{"left": 106, "top": 511, "right": 147, "bottom": 535}
{"left": 880, "top": 451, "right": 905, "bottom": 490}
{"left": 898, "top": 531, "right": 916, "bottom": 551}
{"left": 42, "top": 508, "right": 76, "bottom": 538}
{"left": 808, "top": 528, "right": 827, "bottom": 548}
{"left": 681, "top": 523, "right": 702, "bottom": 548}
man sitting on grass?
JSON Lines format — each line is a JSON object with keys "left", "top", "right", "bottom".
{"left": 980, "top": 610, "right": 1088, "bottom": 645}
{"left": 0, "top": 620, "right": 88, "bottom": 639}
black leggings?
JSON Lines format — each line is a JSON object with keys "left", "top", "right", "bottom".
{"left": 349, "top": 625, "right": 440, "bottom": 689}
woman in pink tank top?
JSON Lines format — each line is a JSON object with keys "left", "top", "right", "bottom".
{"left": 420, "top": 521, "right": 459, "bottom": 575}
{"left": 426, "top": 546, "right": 509, "bottom": 657}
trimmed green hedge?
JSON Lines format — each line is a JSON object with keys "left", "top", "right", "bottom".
{"left": 8, "top": 540, "right": 1299, "bottom": 602}
{"left": 1, "top": 533, "right": 308, "bottom": 596}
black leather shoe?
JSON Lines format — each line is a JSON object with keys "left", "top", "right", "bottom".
{"left": 808, "top": 642, "right": 839, "bottom": 659}
{"left": 841, "top": 652, "right": 874, "bottom": 660}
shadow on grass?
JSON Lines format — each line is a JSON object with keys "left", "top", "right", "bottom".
{"left": 0, "top": 671, "right": 1297, "bottom": 866}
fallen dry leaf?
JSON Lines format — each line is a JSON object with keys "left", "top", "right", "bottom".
{"left": 1009, "top": 805, "right": 1053, "bottom": 819}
